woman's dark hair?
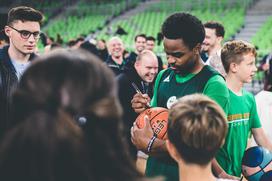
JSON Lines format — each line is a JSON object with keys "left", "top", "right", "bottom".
{"left": 11, "top": 49, "right": 122, "bottom": 125}
{"left": 1, "top": 49, "right": 146, "bottom": 181}
{"left": 0, "top": 111, "right": 90, "bottom": 181}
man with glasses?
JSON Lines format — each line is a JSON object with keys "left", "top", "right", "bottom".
{"left": 0, "top": 6, "right": 43, "bottom": 138}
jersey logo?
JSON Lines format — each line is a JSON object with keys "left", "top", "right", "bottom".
{"left": 167, "top": 96, "right": 177, "bottom": 109}
{"left": 163, "top": 75, "right": 170, "bottom": 82}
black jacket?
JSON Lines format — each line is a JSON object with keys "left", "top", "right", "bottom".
{"left": 116, "top": 67, "right": 154, "bottom": 158}
{"left": 0, "top": 46, "right": 36, "bottom": 137}
{"left": 126, "top": 51, "right": 137, "bottom": 70}
{"left": 106, "top": 56, "right": 128, "bottom": 76}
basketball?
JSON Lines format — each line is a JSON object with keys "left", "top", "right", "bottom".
{"left": 242, "top": 146, "right": 272, "bottom": 181}
{"left": 136, "top": 107, "right": 168, "bottom": 139}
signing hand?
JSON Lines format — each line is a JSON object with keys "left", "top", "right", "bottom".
{"left": 131, "top": 93, "right": 150, "bottom": 114}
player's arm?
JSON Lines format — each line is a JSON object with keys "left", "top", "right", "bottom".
{"left": 252, "top": 128, "right": 272, "bottom": 151}
{"left": 131, "top": 116, "right": 167, "bottom": 155}
{"left": 131, "top": 70, "right": 168, "bottom": 155}
{"left": 131, "top": 93, "right": 150, "bottom": 113}
{"left": 131, "top": 70, "right": 165, "bottom": 114}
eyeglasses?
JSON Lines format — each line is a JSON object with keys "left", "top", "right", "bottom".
{"left": 8, "top": 26, "right": 40, "bottom": 40}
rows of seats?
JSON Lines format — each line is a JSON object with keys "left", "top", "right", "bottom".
{"left": 45, "top": 15, "right": 105, "bottom": 42}
{"left": 43, "top": 0, "right": 253, "bottom": 52}
{"left": 251, "top": 16, "right": 272, "bottom": 57}
{"left": 250, "top": 16, "right": 272, "bottom": 83}
{"left": 98, "top": 0, "right": 245, "bottom": 52}
{"left": 43, "top": 0, "right": 140, "bottom": 43}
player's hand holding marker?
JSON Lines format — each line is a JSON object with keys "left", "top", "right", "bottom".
{"left": 131, "top": 83, "right": 151, "bottom": 114}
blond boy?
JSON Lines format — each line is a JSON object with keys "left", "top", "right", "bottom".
{"left": 216, "top": 40, "right": 272, "bottom": 177}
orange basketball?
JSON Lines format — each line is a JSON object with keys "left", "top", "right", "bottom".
{"left": 136, "top": 107, "right": 168, "bottom": 139}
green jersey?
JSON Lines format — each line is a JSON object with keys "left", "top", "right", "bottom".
{"left": 216, "top": 89, "right": 261, "bottom": 177}
{"left": 146, "top": 66, "right": 229, "bottom": 181}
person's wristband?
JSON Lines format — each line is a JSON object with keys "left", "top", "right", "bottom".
{"left": 147, "top": 134, "right": 157, "bottom": 153}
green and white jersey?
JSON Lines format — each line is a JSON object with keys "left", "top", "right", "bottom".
{"left": 151, "top": 66, "right": 229, "bottom": 112}
{"left": 146, "top": 66, "right": 230, "bottom": 181}
{"left": 216, "top": 89, "right": 262, "bottom": 177}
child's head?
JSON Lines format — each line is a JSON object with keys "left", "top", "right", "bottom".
{"left": 167, "top": 94, "right": 227, "bottom": 166}
{"left": 221, "top": 40, "right": 257, "bottom": 74}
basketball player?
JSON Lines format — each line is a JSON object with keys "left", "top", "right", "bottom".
{"left": 130, "top": 12, "right": 236, "bottom": 180}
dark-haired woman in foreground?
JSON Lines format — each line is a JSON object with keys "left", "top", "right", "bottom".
{"left": 0, "top": 49, "right": 160, "bottom": 181}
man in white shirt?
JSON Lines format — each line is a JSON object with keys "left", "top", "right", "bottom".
{"left": 202, "top": 21, "right": 226, "bottom": 76}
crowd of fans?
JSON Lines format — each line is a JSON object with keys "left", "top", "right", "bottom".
{"left": 0, "top": 5, "right": 272, "bottom": 181}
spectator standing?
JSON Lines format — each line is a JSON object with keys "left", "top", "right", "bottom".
{"left": 146, "top": 36, "right": 164, "bottom": 72}
{"left": 217, "top": 40, "right": 272, "bottom": 177}
{"left": 117, "top": 50, "right": 158, "bottom": 159}
{"left": 106, "top": 36, "right": 128, "bottom": 76}
{"left": 202, "top": 21, "right": 226, "bottom": 76}
{"left": 127, "top": 34, "right": 146, "bottom": 68}
{"left": 0, "top": 6, "right": 43, "bottom": 138}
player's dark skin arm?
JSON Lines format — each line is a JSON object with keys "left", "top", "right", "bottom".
{"left": 131, "top": 115, "right": 167, "bottom": 155}
{"left": 131, "top": 93, "right": 167, "bottom": 155}
{"left": 131, "top": 93, "right": 150, "bottom": 114}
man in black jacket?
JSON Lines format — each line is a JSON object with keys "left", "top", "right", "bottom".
{"left": 117, "top": 50, "right": 158, "bottom": 159}
{"left": 0, "top": 6, "right": 43, "bottom": 138}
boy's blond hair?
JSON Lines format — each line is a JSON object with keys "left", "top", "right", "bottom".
{"left": 221, "top": 40, "right": 257, "bottom": 73}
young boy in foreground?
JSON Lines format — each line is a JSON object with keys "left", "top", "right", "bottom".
{"left": 166, "top": 94, "right": 235, "bottom": 181}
